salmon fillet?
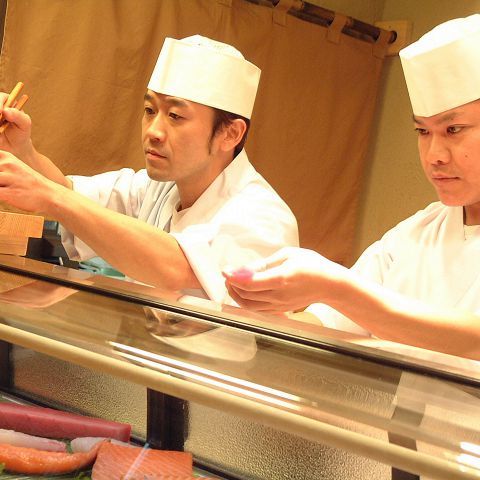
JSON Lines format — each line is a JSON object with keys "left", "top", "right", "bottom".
{"left": 92, "top": 442, "right": 194, "bottom": 479}
{"left": 0, "top": 440, "right": 101, "bottom": 475}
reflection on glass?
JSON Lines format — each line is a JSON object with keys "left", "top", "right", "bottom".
{"left": 144, "top": 307, "right": 257, "bottom": 362}
{"left": 1, "top": 263, "right": 480, "bottom": 477}
{"left": 111, "top": 341, "right": 301, "bottom": 411}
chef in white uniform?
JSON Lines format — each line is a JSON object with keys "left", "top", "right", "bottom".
{"left": 224, "top": 15, "right": 480, "bottom": 361}
{"left": 0, "top": 35, "right": 298, "bottom": 304}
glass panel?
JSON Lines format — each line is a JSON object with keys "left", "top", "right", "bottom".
{"left": 11, "top": 347, "right": 148, "bottom": 439}
{"left": 185, "top": 402, "right": 390, "bottom": 480}
{"left": 1, "top": 261, "right": 480, "bottom": 478}
{"left": 0, "top": 254, "right": 479, "bottom": 385}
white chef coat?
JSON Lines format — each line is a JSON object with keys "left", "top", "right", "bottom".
{"left": 307, "top": 202, "right": 480, "bottom": 480}
{"left": 60, "top": 150, "right": 299, "bottom": 303}
{"left": 307, "top": 201, "right": 480, "bottom": 335}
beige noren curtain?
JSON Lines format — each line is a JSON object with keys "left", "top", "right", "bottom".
{"left": 0, "top": 0, "right": 388, "bottom": 265}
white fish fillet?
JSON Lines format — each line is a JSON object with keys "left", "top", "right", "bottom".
{"left": 0, "top": 428, "right": 66, "bottom": 452}
{"left": 70, "top": 436, "right": 131, "bottom": 452}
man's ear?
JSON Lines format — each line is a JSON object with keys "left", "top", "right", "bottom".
{"left": 219, "top": 118, "right": 247, "bottom": 152}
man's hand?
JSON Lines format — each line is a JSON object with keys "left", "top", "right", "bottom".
{"left": 0, "top": 150, "right": 63, "bottom": 214}
{"left": 223, "top": 247, "right": 346, "bottom": 313}
{"left": 0, "top": 91, "right": 35, "bottom": 162}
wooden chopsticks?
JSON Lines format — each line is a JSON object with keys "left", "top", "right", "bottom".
{"left": 0, "top": 82, "right": 29, "bottom": 134}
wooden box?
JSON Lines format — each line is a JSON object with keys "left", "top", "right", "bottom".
{"left": 0, "top": 211, "right": 44, "bottom": 256}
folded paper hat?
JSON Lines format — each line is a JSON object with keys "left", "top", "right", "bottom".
{"left": 148, "top": 35, "right": 261, "bottom": 119}
{"left": 399, "top": 14, "right": 480, "bottom": 117}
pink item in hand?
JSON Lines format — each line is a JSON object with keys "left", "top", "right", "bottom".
{"left": 231, "top": 267, "right": 254, "bottom": 280}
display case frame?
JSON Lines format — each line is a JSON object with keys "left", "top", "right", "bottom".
{"left": 0, "top": 255, "right": 479, "bottom": 480}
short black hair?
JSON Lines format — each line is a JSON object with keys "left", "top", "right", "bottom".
{"left": 210, "top": 108, "right": 251, "bottom": 158}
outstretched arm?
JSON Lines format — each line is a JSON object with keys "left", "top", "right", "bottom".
{"left": 0, "top": 91, "right": 199, "bottom": 291}
{"left": 223, "top": 247, "right": 480, "bottom": 360}
{"left": 0, "top": 151, "right": 200, "bottom": 291}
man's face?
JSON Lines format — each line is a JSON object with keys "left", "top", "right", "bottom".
{"left": 142, "top": 91, "right": 219, "bottom": 188}
{"left": 415, "top": 99, "right": 480, "bottom": 219}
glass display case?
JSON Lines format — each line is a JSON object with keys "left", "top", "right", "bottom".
{"left": 0, "top": 254, "right": 479, "bottom": 480}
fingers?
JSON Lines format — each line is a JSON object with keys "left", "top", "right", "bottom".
{"left": 223, "top": 248, "right": 294, "bottom": 289}
{"left": 222, "top": 257, "right": 268, "bottom": 281}
{"left": 223, "top": 247, "right": 292, "bottom": 277}
{"left": 227, "top": 284, "right": 287, "bottom": 313}
{"left": 238, "top": 248, "right": 291, "bottom": 273}
{"left": 0, "top": 86, "right": 30, "bottom": 135}
{"left": 228, "top": 282, "right": 291, "bottom": 309}
{"left": 222, "top": 266, "right": 255, "bottom": 280}
{"left": 0, "top": 94, "right": 29, "bottom": 133}
{"left": 261, "top": 247, "right": 293, "bottom": 269}
{"left": 0, "top": 83, "right": 23, "bottom": 124}
{"left": 224, "top": 263, "right": 288, "bottom": 293}
{"left": 0, "top": 150, "right": 20, "bottom": 165}
{"left": 0, "top": 153, "right": 30, "bottom": 186}
{"left": 0, "top": 90, "right": 14, "bottom": 117}
{"left": 0, "top": 106, "right": 30, "bottom": 132}
{"left": 0, "top": 92, "right": 9, "bottom": 112}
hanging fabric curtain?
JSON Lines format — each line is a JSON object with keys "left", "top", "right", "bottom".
{"left": 0, "top": 0, "right": 389, "bottom": 265}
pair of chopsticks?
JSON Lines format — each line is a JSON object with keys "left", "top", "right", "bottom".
{"left": 0, "top": 82, "right": 29, "bottom": 134}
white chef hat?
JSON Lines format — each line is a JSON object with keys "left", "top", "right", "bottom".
{"left": 148, "top": 35, "right": 261, "bottom": 119}
{"left": 399, "top": 14, "right": 480, "bottom": 117}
